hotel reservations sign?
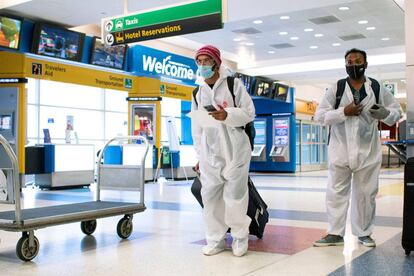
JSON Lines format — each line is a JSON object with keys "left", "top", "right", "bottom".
{"left": 101, "top": 0, "right": 222, "bottom": 46}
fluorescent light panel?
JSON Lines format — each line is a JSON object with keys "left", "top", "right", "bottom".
{"left": 241, "top": 53, "right": 405, "bottom": 76}
{"left": 0, "top": 0, "right": 32, "bottom": 9}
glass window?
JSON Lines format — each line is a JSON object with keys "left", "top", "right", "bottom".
{"left": 312, "top": 125, "right": 321, "bottom": 142}
{"left": 301, "top": 144, "right": 311, "bottom": 164}
{"left": 105, "top": 112, "right": 128, "bottom": 139}
{"left": 39, "top": 106, "right": 104, "bottom": 140}
{"left": 296, "top": 121, "right": 301, "bottom": 143}
{"left": 27, "top": 105, "right": 38, "bottom": 139}
{"left": 26, "top": 78, "right": 37, "bottom": 104}
{"left": 161, "top": 98, "right": 181, "bottom": 117}
{"left": 311, "top": 144, "right": 319, "bottom": 163}
{"left": 302, "top": 124, "right": 311, "bottom": 142}
{"left": 105, "top": 89, "right": 128, "bottom": 112}
{"left": 40, "top": 80, "right": 103, "bottom": 110}
{"left": 296, "top": 144, "right": 300, "bottom": 165}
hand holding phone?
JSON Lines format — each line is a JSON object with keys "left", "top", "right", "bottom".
{"left": 203, "top": 105, "right": 217, "bottom": 112}
{"left": 370, "top": 104, "right": 380, "bottom": 110}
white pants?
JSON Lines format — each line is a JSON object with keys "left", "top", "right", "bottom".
{"left": 326, "top": 161, "right": 381, "bottom": 237}
{"left": 200, "top": 155, "right": 251, "bottom": 243}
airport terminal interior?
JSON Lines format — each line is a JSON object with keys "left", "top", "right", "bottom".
{"left": 0, "top": 0, "right": 413, "bottom": 275}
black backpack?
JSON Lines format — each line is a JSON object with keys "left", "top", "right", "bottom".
{"left": 192, "top": 76, "right": 256, "bottom": 151}
{"left": 327, "top": 77, "right": 380, "bottom": 144}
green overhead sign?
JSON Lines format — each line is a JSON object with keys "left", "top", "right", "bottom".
{"left": 102, "top": 0, "right": 222, "bottom": 45}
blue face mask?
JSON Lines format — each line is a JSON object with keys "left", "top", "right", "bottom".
{"left": 198, "top": 65, "right": 215, "bottom": 79}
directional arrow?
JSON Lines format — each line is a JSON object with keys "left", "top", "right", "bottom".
{"left": 105, "top": 34, "right": 114, "bottom": 46}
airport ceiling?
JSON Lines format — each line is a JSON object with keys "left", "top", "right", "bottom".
{"left": 2, "top": 0, "right": 406, "bottom": 88}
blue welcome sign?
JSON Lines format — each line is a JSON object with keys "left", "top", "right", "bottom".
{"left": 129, "top": 45, "right": 198, "bottom": 86}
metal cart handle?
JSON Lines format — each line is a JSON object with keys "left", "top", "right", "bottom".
{"left": 96, "top": 136, "right": 149, "bottom": 201}
{"left": 0, "top": 134, "right": 22, "bottom": 224}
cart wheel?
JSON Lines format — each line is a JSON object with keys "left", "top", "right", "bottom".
{"left": 405, "top": 249, "right": 411, "bottom": 256}
{"left": 16, "top": 234, "right": 40, "bottom": 261}
{"left": 81, "top": 220, "right": 97, "bottom": 235}
{"left": 117, "top": 216, "right": 133, "bottom": 239}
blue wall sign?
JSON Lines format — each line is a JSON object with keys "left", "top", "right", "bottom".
{"left": 129, "top": 45, "right": 198, "bottom": 86}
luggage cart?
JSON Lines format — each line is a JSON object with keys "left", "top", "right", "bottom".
{"left": 0, "top": 135, "right": 148, "bottom": 261}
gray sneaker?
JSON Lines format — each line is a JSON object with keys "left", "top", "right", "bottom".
{"left": 358, "top": 236, "right": 376, "bottom": 247}
{"left": 313, "top": 234, "right": 344, "bottom": 247}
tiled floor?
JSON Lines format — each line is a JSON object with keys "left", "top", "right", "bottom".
{"left": 0, "top": 168, "right": 410, "bottom": 275}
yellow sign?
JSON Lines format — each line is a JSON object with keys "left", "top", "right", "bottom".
{"left": 128, "top": 77, "right": 194, "bottom": 101}
{"left": 160, "top": 82, "right": 193, "bottom": 101}
{"left": 25, "top": 57, "right": 135, "bottom": 90}
{"left": 296, "top": 99, "right": 318, "bottom": 115}
{"left": 0, "top": 51, "right": 136, "bottom": 91}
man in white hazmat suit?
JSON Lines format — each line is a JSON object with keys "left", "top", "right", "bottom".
{"left": 191, "top": 45, "right": 255, "bottom": 257}
{"left": 314, "top": 48, "right": 401, "bottom": 247}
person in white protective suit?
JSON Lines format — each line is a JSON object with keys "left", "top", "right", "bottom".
{"left": 191, "top": 45, "right": 255, "bottom": 257}
{"left": 313, "top": 48, "right": 401, "bottom": 247}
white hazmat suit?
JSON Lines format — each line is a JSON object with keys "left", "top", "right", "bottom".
{"left": 315, "top": 77, "right": 401, "bottom": 237}
{"left": 191, "top": 66, "right": 255, "bottom": 244}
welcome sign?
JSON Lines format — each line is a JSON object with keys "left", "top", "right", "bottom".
{"left": 130, "top": 45, "right": 198, "bottom": 86}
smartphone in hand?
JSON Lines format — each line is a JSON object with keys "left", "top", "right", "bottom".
{"left": 204, "top": 105, "right": 217, "bottom": 112}
{"left": 370, "top": 104, "right": 380, "bottom": 110}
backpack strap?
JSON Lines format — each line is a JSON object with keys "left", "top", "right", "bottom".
{"left": 226, "top": 76, "right": 236, "bottom": 107}
{"left": 335, "top": 78, "right": 347, "bottom": 109}
{"left": 328, "top": 78, "right": 346, "bottom": 145}
{"left": 192, "top": 86, "right": 199, "bottom": 107}
{"left": 368, "top": 77, "right": 380, "bottom": 104}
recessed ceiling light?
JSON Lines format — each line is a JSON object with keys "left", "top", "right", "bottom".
{"left": 332, "top": 43, "right": 341, "bottom": 47}
{"left": 366, "top": 26, "right": 376, "bottom": 30}
{"left": 268, "top": 50, "right": 275, "bottom": 54}
{"left": 280, "top": 15, "right": 290, "bottom": 20}
{"left": 358, "top": 20, "right": 368, "bottom": 24}
{"left": 290, "top": 36, "right": 299, "bottom": 40}
{"left": 304, "top": 28, "right": 314, "bottom": 32}
{"left": 309, "top": 45, "right": 318, "bottom": 49}
{"left": 279, "top": 31, "right": 288, "bottom": 35}
{"left": 381, "top": 37, "right": 390, "bottom": 41}
{"left": 233, "top": 38, "right": 242, "bottom": 42}
{"left": 338, "top": 6, "right": 350, "bottom": 11}
{"left": 314, "top": 33, "right": 324, "bottom": 38}
{"left": 253, "top": 20, "right": 263, "bottom": 24}
{"left": 245, "top": 42, "right": 255, "bottom": 46}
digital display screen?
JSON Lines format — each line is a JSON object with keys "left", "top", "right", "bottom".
{"left": 0, "top": 114, "right": 12, "bottom": 131}
{"left": 0, "top": 15, "right": 22, "bottom": 50}
{"left": 90, "top": 38, "right": 127, "bottom": 70}
{"left": 274, "top": 118, "right": 289, "bottom": 145}
{"left": 32, "top": 23, "right": 84, "bottom": 61}
{"left": 255, "top": 80, "right": 272, "bottom": 97}
{"left": 254, "top": 119, "right": 266, "bottom": 144}
{"left": 274, "top": 83, "right": 289, "bottom": 102}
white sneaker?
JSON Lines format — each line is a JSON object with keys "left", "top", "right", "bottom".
{"left": 202, "top": 239, "right": 226, "bottom": 256}
{"left": 232, "top": 237, "right": 248, "bottom": 257}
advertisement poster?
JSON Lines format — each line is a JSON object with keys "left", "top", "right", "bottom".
{"left": 274, "top": 119, "right": 289, "bottom": 145}
{"left": 132, "top": 105, "right": 154, "bottom": 144}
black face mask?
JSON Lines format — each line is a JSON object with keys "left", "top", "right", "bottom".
{"left": 346, "top": 64, "right": 365, "bottom": 80}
